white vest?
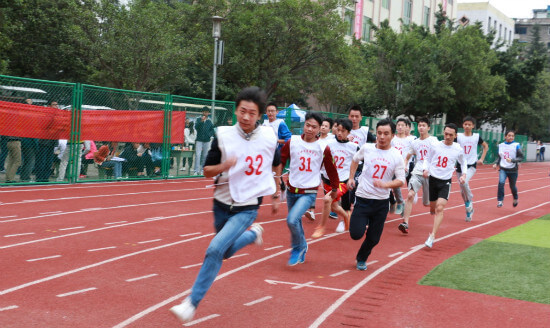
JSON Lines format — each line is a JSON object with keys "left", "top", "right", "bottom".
{"left": 457, "top": 133, "right": 480, "bottom": 165}
{"left": 498, "top": 142, "right": 519, "bottom": 169}
{"left": 323, "top": 139, "right": 358, "bottom": 181}
{"left": 262, "top": 119, "right": 283, "bottom": 138}
{"left": 217, "top": 126, "right": 277, "bottom": 203}
{"left": 288, "top": 135, "right": 324, "bottom": 189}
{"left": 349, "top": 126, "right": 370, "bottom": 147}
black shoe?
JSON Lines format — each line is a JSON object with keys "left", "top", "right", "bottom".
{"left": 398, "top": 222, "right": 409, "bottom": 234}
{"left": 513, "top": 199, "right": 518, "bottom": 207}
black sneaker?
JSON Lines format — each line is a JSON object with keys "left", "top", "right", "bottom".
{"left": 398, "top": 222, "right": 409, "bottom": 234}
{"left": 513, "top": 199, "right": 518, "bottom": 207}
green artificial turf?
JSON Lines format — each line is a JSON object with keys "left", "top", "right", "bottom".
{"left": 419, "top": 215, "right": 550, "bottom": 304}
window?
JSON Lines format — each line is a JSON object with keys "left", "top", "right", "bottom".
{"left": 344, "top": 9, "right": 355, "bottom": 37}
{"left": 509, "top": 30, "right": 512, "bottom": 43}
{"left": 362, "top": 17, "right": 372, "bottom": 42}
{"left": 403, "top": 0, "right": 412, "bottom": 25}
{"left": 488, "top": 16, "right": 491, "bottom": 30}
{"left": 499, "top": 24, "right": 502, "bottom": 38}
{"left": 515, "top": 26, "right": 527, "bottom": 34}
{"left": 547, "top": 42, "right": 550, "bottom": 49}
{"left": 423, "top": 6, "right": 430, "bottom": 28}
{"left": 382, "top": 0, "right": 389, "bottom": 10}
{"left": 504, "top": 27, "right": 507, "bottom": 39}
{"left": 548, "top": 27, "right": 550, "bottom": 35}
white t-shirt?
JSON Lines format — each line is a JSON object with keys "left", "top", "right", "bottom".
{"left": 349, "top": 126, "right": 371, "bottom": 147}
{"left": 288, "top": 135, "right": 324, "bottom": 189}
{"left": 323, "top": 139, "right": 359, "bottom": 182}
{"left": 457, "top": 133, "right": 481, "bottom": 165}
{"left": 498, "top": 142, "right": 521, "bottom": 169}
{"left": 353, "top": 144, "right": 406, "bottom": 200}
{"left": 409, "top": 136, "right": 439, "bottom": 175}
{"left": 423, "top": 141, "right": 466, "bottom": 180}
{"left": 391, "top": 135, "right": 416, "bottom": 165}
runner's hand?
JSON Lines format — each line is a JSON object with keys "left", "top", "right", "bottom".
{"left": 347, "top": 179, "right": 356, "bottom": 190}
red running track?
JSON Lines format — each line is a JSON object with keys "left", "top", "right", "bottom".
{"left": 1, "top": 163, "right": 549, "bottom": 327}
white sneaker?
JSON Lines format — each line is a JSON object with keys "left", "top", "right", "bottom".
{"left": 304, "top": 211, "right": 315, "bottom": 221}
{"left": 170, "top": 297, "right": 196, "bottom": 323}
{"left": 425, "top": 234, "right": 434, "bottom": 248}
{"left": 336, "top": 221, "right": 345, "bottom": 233}
{"left": 250, "top": 223, "right": 264, "bottom": 246}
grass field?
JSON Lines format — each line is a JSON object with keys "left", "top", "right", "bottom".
{"left": 419, "top": 215, "right": 550, "bottom": 305}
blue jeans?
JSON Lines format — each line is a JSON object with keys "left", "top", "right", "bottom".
{"left": 286, "top": 192, "right": 316, "bottom": 251}
{"left": 497, "top": 169, "right": 518, "bottom": 201}
{"left": 189, "top": 203, "right": 258, "bottom": 307}
{"left": 100, "top": 160, "right": 123, "bottom": 178}
{"left": 194, "top": 141, "right": 210, "bottom": 174}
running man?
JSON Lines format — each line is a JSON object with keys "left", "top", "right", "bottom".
{"left": 312, "top": 118, "right": 358, "bottom": 238}
{"left": 423, "top": 123, "right": 466, "bottom": 248}
{"left": 170, "top": 87, "right": 281, "bottom": 323}
{"left": 456, "top": 116, "right": 488, "bottom": 221}
{"left": 493, "top": 130, "right": 523, "bottom": 208}
{"left": 390, "top": 118, "right": 416, "bottom": 215}
{"left": 279, "top": 112, "right": 339, "bottom": 266}
{"left": 398, "top": 117, "right": 438, "bottom": 234}
{"left": 347, "top": 118, "right": 405, "bottom": 271}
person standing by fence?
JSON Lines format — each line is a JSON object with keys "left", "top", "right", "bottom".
{"left": 194, "top": 109, "right": 215, "bottom": 175}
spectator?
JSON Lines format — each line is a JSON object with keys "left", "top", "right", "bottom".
{"left": 150, "top": 143, "right": 163, "bottom": 176}
{"left": 262, "top": 102, "right": 292, "bottom": 150}
{"left": 194, "top": 109, "right": 215, "bottom": 175}
{"left": 120, "top": 142, "right": 142, "bottom": 177}
{"left": 0, "top": 136, "right": 7, "bottom": 174}
{"left": 94, "top": 142, "right": 124, "bottom": 179}
{"left": 536, "top": 140, "right": 541, "bottom": 162}
{"left": 4, "top": 135, "right": 22, "bottom": 183}
{"left": 19, "top": 137, "right": 38, "bottom": 182}
{"left": 541, "top": 142, "right": 545, "bottom": 161}
{"left": 80, "top": 140, "right": 97, "bottom": 178}
{"left": 183, "top": 121, "right": 196, "bottom": 171}
{"left": 137, "top": 143, "right": 154, "bottom": 176}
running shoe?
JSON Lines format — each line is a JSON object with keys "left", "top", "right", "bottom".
{"left": 170, "top": 297, "right": 196, "bottom": 323}
{"left": 336, "top": 221, "right": 345, "bottom": 233}
{"left": 329, "top": 212, "right": 338, "bottom": 219}
{"left": 513, "top": 199, "right": 518, "bottom": 207}
{"left": 356, "top": 261, "right": 367, "bottom": 271}
{"left": 425, "top": 233, "right": 434, "bottom": 248}
{"left": 398, "top": 222, "right": 409, "bottom": 234}
{"left": 299, "top": 245, "right": 308, "bottom": 263}
{"left": 395, "top": 203, "right": 404, "bottom": 215}
{"left": 304, "top": 211, "right": 315, "bottom": 221}
{"left": 497, "top": 201, "right": 503, "bottom": 208}
{"left": 288, "top": 249, "right": 301, "bottom": 266}
{"left": 250, "top": 223, "right": 264, "bottom": 246}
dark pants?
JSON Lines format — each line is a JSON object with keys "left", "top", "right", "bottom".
{"left": 497, "top": 169, "right": 518, "bottom": 202}
{"left": 20, "top": 141, "right": 37, "bottom": 181}
{"left": 349, "top": 197, "right": 390, "bottom": 262}
{"left": 35, "top": 143, "right": 56, "bottom": 182}
{"left": 0, "top": 137, "right": 7, "bottom": 170}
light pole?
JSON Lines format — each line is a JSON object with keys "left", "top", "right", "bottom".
{"left": 211, "top": 16, "right": 224, "bottom": 125}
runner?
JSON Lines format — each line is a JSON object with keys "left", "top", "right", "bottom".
{"left": 398, "top": 117, "right": 438, "bottom": 234}
{"left": 423, "top": 123, "right": 466, "bottom": 248}
{"left": 390, "top": 118, "right": 416, "bottom": 215}
{"left": 170, "top": 87, "right": 281, "bottom": 323}
{"left": 279, "top": 112, "right": 339, "bottom": 266}
{"left": 456, "top": 116, "right": 488, "bottom": 222}
{"left": 493, "top": 130, "right": 523, "bottom": 208}
{"left": 304, "top": 116, "right": 335, "bottom": 221}
{"left": 347, "top": 118, "right": 405, "bottom": 271}
{"left": 312, "top": 118, "right": 358, "bottom": 238}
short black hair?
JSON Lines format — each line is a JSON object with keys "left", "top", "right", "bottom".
{"left": 416, "top": 117, "right": 431, "bottom": 127}
{"left": 266, "top": 102, "right": 278, "bottom": 110}
{"left": 348, "top": 105, "right": 363, "bottom": 116}
{"left": 463, "top": 116, "right": 476, "bottom": 124}
{"left": 505, "top": 130, "right": 515, "bottom": 136}
{"left": 305, "top": 111, "right": 324, "bottom": 126}
{"left": 376, "top": 118, "right": 396, "bottom": 134}
{"left": 322, "top": 117, "right": 334, "bottom": 127}
{"left": 396, "top": 117, "right": 411, "bottom": 127}
{"left": 444, "top": 123, "right": 458, "bottom": 134}
{"left": 335, "top": 118, "right": 352, "bottom": 132}
{"left": 235, "top": 86, "right": 267, "bottom": 115}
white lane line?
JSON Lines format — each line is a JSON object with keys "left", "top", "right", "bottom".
{"left": 181, "top": 263, "right": 203, "bottom": 269}
{"left": 88, "top": 246, "right": 117, "bottom": 252}
{"left": 180, "top": 232, "right": 201, "bottom": 238}
{"left": 184, "top": 314, "right": 220, "bottom": 326}
{"left": 0, "top": 233, "right": 215, "bottom": 296}
{"left": 22, "top": 199, "right": 44, "bottom": 203}
{"left": 26, "top": 255, "right": 61, "bottom": 262}
{"left": 330, "top": 270, "right": 349, "bottom": 277}
{"left": 144, "top": 217, "right": 164, "bottom": 222}
{"left": 4, "top": 232, "right": 35, "bottom": 238}
{"left": 228, "top": 253, "right": 248, "bottom": 259}
{"left": 388, "top": 252, "right": 403, "bottom": 258}
{"left": 244, "top": 296, "right": 272, "bottom": 306}
{"left": 308, "top": 201, "right": 550, "bottom": 328}
{"left": 367, "top": 260, "right": 379, "bottom": 265}
{"left": 58, "top": 226, "right": 85, "bottom": 231}
{"left": 264, "top": 245, "right": 283, "bottom": 251}
{"left": 39, "top": 211, "right": 62, "bottom": 215}
{"left": 0, "top": 215, "right": 17, "bottom": 219}
{"left": 81, "top": 207, "right": 102, "bottom": 211}
{"left": 105, "top": 221, "right": 127, "bottom": 225}
{"left": 126, "top": 274, "right": 158, "bottom": 282}
{"left": 0, "top": 305, "right": 18, "bottom": 312}
{"left": 137, "top": 239, "right": 162, "bottom": 244}
{"left": 56, "top": 287, "right": 97, "bottom": 298}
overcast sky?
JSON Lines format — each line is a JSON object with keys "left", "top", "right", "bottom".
{"left": 458, "top": 0, "right": 549, "bottom": 19}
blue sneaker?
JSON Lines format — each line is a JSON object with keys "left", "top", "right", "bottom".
{"left": 395, "top": 203, "right": 404, "bottom": 216}
{"left": 299, "top": 245, "right": 308, "bottom": 263}
{"left": 288, "top": 249, "right": 301, "bottom": 266}
{"left": 356, "top": 261, "right": 367, "bottom": 271}
{"left": 329, "top": 212, "right": 338, "bottom": 219}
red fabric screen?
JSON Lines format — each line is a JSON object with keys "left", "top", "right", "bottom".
{"left": 0, "top": 101, "right": 185, "bottom": 143}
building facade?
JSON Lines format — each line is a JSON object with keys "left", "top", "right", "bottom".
{"left": 456, "top": 1, "right": 514, "bottom": 50}
{"left": 515, "top": 6, "right": 550, "bottom": 52}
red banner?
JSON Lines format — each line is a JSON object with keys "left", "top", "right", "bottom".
{"left": 0, "top": 101, "right": 185, "bottom": 143}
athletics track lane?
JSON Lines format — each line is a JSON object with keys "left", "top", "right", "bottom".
{"left": 0, "top": 163, "right": 548, "bottom": 327}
